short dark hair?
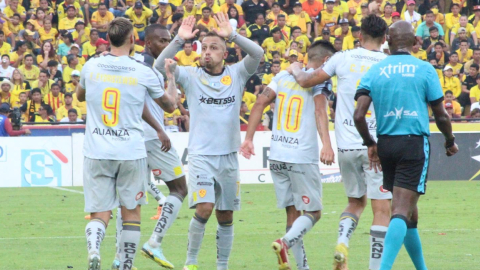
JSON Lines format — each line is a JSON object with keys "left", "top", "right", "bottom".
{"left": 145, "top": 24, "right": 168, "bottom": 40}
{"left": 68, "top": 108, "right": 78, "bottom": 115}
{"left": 65, "top": 92, "right": 73, "bottom": 98}
{"left": 0, "top": 30, "right": 4, "bottom": 36}
{"left": 308, "top": 39, "right": 337, "bottom": 62}
{"left": 202, "top": 6, "right": 212, "bottom": 12}
{"left": 277, "top": 14, "right": 286, "bottom": 19}
{"left": 429, "top": 26, "right": 438, "bottom": 32}
{"left": 271, "top": 51, "right": 280, "bottom": 57}
{"left": 41, "top": 104, "right": 53, "bottom": 115}
{"left": 183, "top": 40, "right": 193, "bottom": 47}
{"left": 450, "top": 52, "right": 458, "bottom": 56}
{"left": 51, "top": 83, "right": 60, "bottom": 89}
{"left": 255, "top": 13, "right": 264, "bottom": 20}
{"left": 272, "top": 61, "right": 281, "bottom": 65}
{"left": 460, "top": 40, "right": 469, "bottom": 44}
{"left": 425, "top": 10, "right": 434, "bottom": 15}
{"left": 108, "top": 17, "right": 134, "bottom": 47}
{"left": 39, "top": 69, "right": 49, "bottom": 75}
{"left": 90, "top": 29, "right": 99, "bottom": 36}
{"left": 98, "top": 3, "right": 107, "bottom": 8}
{"left": 172, "top": 13, "right": 183, "bottom": 23}
{"left": 271, "top": 27, "right": 280, "bottom": 35}
{"left": 445, "top": 90, "right": 453, "bottom": 95}
{"left": 24, "top": 54, "right": 34, "bottom": 60}
{"left": 471, "top": 63, "right": 479, "bottom": 70}
{"left": 291, "top": 26, "right": 302, "bottom": 33}
{"left": 434, "top": 41, "right": 444, "bottom": 47}
{"left": 31, "top": 88, "right": 41, "bottom": 95}
{"left": 352, "top": 26, "right": 360, "bottom": 32}
{"left": 360, "top": 14, "right": 387, "bottom": 41}
{"left": 47, "top": 60, "right": 58, "bottom": 67}
{"left": 1, "top": 54, "right": 9, "bottom": 59}
{"left": 66, "top": 54, "right": 76, "bottom": 64}
{"left": 12, "top": 13, "right": 20, "bottom": 18}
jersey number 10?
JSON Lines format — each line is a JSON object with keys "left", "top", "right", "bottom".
{"left": 102, "top": 88, "right": 121, "bottom": 127}
{"left": 276, "top": 92, "right": 304, "bottom": 133}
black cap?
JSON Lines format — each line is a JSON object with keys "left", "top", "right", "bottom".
{"left": 352, "top": 26, "right": 361, "bottom": 32}
{"left": 0, "top": 103, "right": 10, "bottom": 113}
{"left": 134, "top": 1, "right": 143, "bottom": 8}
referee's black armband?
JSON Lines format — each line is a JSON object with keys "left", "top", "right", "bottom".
{"left": 429, "top": 96, "right": 444, "bottom": 106}
{"left": 354, "top": 89, "right": 370, "bottom": 101}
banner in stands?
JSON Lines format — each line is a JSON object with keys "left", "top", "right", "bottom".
{"left": 72, "top": 132, "right": 341, "bottom": 186}
{"left": 0, "top": 137, "right": 72, "bottom": 187}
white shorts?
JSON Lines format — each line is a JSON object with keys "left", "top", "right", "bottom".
{"left": 188, "top": 153, "right": 240, "bottom": 211}
{"left": 83, "top": 157, "right": 147, "bottom": 213}
{"left": 269, "top": 160, "right": 323, "bottom": 211}
{"left": 145, "top": 139, "right": 185, "bottom": 182}
{"left": 338, "top": 149, "right": 392, "bottom": 200}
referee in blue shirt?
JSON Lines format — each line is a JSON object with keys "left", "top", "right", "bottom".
{"left": 353, "top": 21, "right": 458, "bottom": 270}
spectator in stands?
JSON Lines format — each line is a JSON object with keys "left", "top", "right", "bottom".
{"left": 421, "top": 27, "right": 442, "bottom": 53}
{"left": 412, "top": 42, "right": 427, "bottom": 60}
{"left": 11, "top": 69, "right": 29, "bottom": 103}
{"left": 227, "top": 6, "right": 243, "bottom": 28}
{"left": 21, "top": 88, "right": 43, "bottom": 122}
{"left": 416, "top": 10, "right": 444, "bottom": 44}
{"left": 343, "top": 25, "right": 360, "bottom": 50}
{"left": 471, "top": 108, "right": 480, "bottom": 119}
{"left": 60, "top": 108, "right": 83, "bottom": 123}
{"left": 281, "top": 49, "right": 299, "bottom": 70}
{"left": 0, "top": 54, "right": 14, "bottom": 79}
{"left": 82, "top": 30, "right": 99, "bottom": 59}
{"left": 0, "top": 79, "right": 13, "bottom": 107}
{"left": 63, "top": 54, "right": 82, "bottom": 83}
{"left": 43, "top": 83, "right": 65, "bottom": 115}
{"left": 245, "top": 72, "right": 262, "bottom": 95}
{"left": 262, "top": 61, "right": 280, "bottom": 87}
{"left": 34, "top": 103, "right": 55, "bottom": 123}
{"left": 11, "top": 91, "right": 27, "bottom": 108}
{"left": 242, "top": 0, "right": 270, "bottom": 25}
{"left": 262, "top": 28, "right": 287, "bottom": 61}
{"left": 58, "top": 32, "right": 74, "bottom": 57}
{"left": 92, "top": 3, "right": 115, "bottom": 39}
{"left": 450, "top": 15, "right": 477, "bottom": 48}
{"left": 222, "top": 0, "right": 244, "bottom": 24}
{"left": 445, "top": 3, "right": 460, "bottom": 44}
{"left": 167, "top": 13, "right": 184, "bottom": 36}
{"left": 197, "top": 7, "right": 218, "bottom": 31}
{"left": 174, "top": 41, "right": 199, "bottom": 66}
{"left": 38, "top": 20, "right": 58, "bottom": 44}
{"left": 164, "top": 108, "right": 182, "bottom": 132}
{"left": 72, "top": 21, "right": 90, "bottom": 46}
{"left": 441, "top": 65, "right": 462, "bottom": 97}
{"left": 240, "top": 101, "right": 249, "bottom": 124}
{"left": 470, "top": 76, "right": 480, "bottom": 104}
{"left": 109, "top": 0, "right": 127, "bottom": 17}
{"left": 247, "top": 13, "right": 270, "bottom": 45}
{"left": 447, "top": 52, "right": 463, "bottom": 78}
{"left": 333, "top": 37, "right": 342, "bottom": 51}
{"left": 288, "top": 2, "right": 312, "bottom": 38}
{"left": 62, "top": 44, "right": 84, "bottom": 68}
{"left": 95, "top": 38, "right": 109, "bottom": 54}
{"left": 444, "top": 90, "right": 462, "bottom": 115}
{"left": 39, "top": 0, "right": 54, "bottom": 21}
{"left": 18, "top": 54, "right": 40, "bottom": 83}
{"left": 38, "top": 41, "right": 58, "bottom": 69}
{"left": 22, "top": 30, "right": 40, "bottom": 56}
{"left": 56, "top": 92, "right": 82, "bottom": 121}
{"left": 10, "top": 40, "right": 27, "bottom": 68}
{"left": 262, "top": 100, "right": 275, "bottom": 131}
{"left": 445, "top": 102, "right": 461, "bottom": 118}
{"left": 59, "top": 5, "right": 83, "bottom": 32}
{"left": 0, "top": 31, "right": 12, "bottom": 56}
{"left": 315, "top": 27, "right": 334, "bottom": 44}
{"left": 382, "top": 3, "right": 393, "bottom": 26}
{"left": 429, "top": 42, "right": 450, "bottom": 68}
{"left": 0, "top": 103, "right": 30, "bottom": 136}
{"left": 47, "top": 60, "right": 63, "bottom": 85}
{"left": 31, "top": 69, "right": 55, "bottom": 97}
{"left": 403, "top": 0, "right": 421, "bottom": 30}
{"left": 65, "top": 70, "right": 80, "bottom": 93}
{"left": 451, "top": 27, "right": 474, "bottom": 52}
{"left": 456, "top": 40, "right": 472, "bottom": 65}
{"left": 126, "top": 2, "right": 153, "bottom": 41}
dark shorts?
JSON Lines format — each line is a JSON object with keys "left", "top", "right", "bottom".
{"left": 377, "top": 135, "right": 430, "bottom": 195}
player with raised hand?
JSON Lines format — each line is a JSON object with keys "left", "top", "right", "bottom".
{"left": 241, "top": 39, "right": 336, "bottom": 270}
{"left": 156, "top": 13, "right": 264, "bottom": 270}
{"left": 77, "top": 17, "right": 174, "bottom": 270}
{"left": 289, "top": 14, "right": 391, "bottom": 270}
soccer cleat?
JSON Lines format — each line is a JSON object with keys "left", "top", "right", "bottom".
{"left": 333, "top": 243, "right": 349, "bottom": 270}
{"left": 111, "top": 259, "right": 137, "bottom": 270}
{"left": 182, "top": 265, "right": 199, "bottom": 270}
{"left": 87, "top": 253, "right": 101, "bottom": 270}
{"left": 272, "top": 239, "right": 291, "bottom": 270}
{"left": 141, "top": 242, "right": 174, "bottom": 269}
{"left": 150, "top": 205, "right": 163, "bottom": 220}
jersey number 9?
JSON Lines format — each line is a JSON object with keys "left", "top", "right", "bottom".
{"left": 277, "top": 92, "right": 304, "bottom": 133}
{"left": 102, "top": 88, "right": 121, "bottom": 127}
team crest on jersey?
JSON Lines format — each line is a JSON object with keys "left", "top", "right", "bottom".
{"left": 221, "top": 75, "right": 232, "bottom": 86}
{"left": 135, "top": 192, "right": 144, "bottom": 201}
{"left": 302, "top": 196, "right": 310, "bottom": 204}
{"left": 152, "top": 169, "right": 162, "bottom": 176}
{"left": 199, "top": 189, "right": 207, "bottom": 198}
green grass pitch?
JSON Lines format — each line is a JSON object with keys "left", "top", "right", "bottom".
{"left": 0, "top": 181, "right": 479, "bottom": 269}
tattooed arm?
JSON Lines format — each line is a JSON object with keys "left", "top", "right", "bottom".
{"left": 240, "top": 87, "right": 277, "bottom": 159}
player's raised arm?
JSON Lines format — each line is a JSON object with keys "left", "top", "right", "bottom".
{"left": 212, "top": 12, "right": 264, "bottom": 75}
{"left": 240, "top": 86, "right": 277, "bottom": 159}
{"left": 152, "top": 58, "right": 179, "bottom": 113}
{"left": 155, "top": 16, "right": 198, "bottom": 77}
{"left": 289, "top": 61, "right": 332, "bottom": 88}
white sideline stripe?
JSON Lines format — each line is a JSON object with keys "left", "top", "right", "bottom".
{"left": 50, "top": 187, "right": 84, "bottom": 194}
{"left": 1, "top": 228, "right": 478, "bottom": 241}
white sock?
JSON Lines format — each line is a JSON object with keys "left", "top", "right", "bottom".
{"left": 118, "top": 221, "right": 141, "bottom": 269}
{"left": 85, "top": 218, "right": 106, "bottom": 255}
{"left": 369, "top": 225, "right": 387, "bottom": 270}
{"left": 216, "top": 223, "right": 234, "bottom": 270}
{"left": 185, "top": 214, "right": 207, "bottom": 265}
{"left": 287, "top": 226, "right": 309, "bottom": 270}
{"left": 283, "top": 215, "right": 314, "bottom": 248}
{"left": 115, "top": 207, "right": 122, "bottom": 259}
{"left": 149, "top": 194, "right": 184, "bottom": 247}
{"left": 147, "top": 181, "right": 166, "bottom": 204}
{"left": 337, "top": 212, "right": 359, "bottom": 247}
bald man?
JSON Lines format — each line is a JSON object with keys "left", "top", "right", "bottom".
{"left": 354, "top": 21, "right": 458, "bottom": 270}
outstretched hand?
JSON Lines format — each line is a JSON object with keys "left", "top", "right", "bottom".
{"left": 212, "top": 12, "right": 233, "bottom": 39}
{"left": 178, "top": 16, "right": 199, "bottom": 40}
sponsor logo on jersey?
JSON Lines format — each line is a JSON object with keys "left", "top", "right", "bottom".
{"left": 379, "top": 185, "right": 390, "bottom": 193}
{"left": 152, "top": 169, "right": 162, "bottom": 176}
{"left": 197, "top": 181, "right": 213, "bottom": 186}
{"left": 271, "top": 135, "right": 299, "bottom": 145}
{"left": 135, "top": 191, "right": 144, "bottom": 201}
{"left": 383, "top": 107, "right": 418, "bottom": 119}
{"left": 0, "top": 144, "right": 6, "bottom": 162}
{"left": 199, "top": 189, "right": 207, "bottom": 198}
{"left": 92, "top": 128, "right": 130, "bottom": 139}
{"left": 21, "top": 150, "right": 68, "bottom": 187}
{"left": 198, "top": 95, "right": 236, "bottom": 106}
{"left": 96, "top": 63, "right": 136, "bottom": 72}
{"left": 379, "top": 63, "right": 417, "bottom": 78}
{"left": 302, "top": 196, "right": 310, "bottom": 204}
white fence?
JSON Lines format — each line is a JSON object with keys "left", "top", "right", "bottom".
{"left": 0, "top": 131, "right": 341, "bottom": 187}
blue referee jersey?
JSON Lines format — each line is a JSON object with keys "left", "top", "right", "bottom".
{"left": 355, "top": 52, "right": 444, "bottom": 136}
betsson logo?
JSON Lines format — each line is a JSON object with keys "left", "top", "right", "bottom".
{"left": 379, "top": 63, "right": 416, "bottom": 78}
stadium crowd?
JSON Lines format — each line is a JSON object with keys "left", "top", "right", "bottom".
{"left": 0, "top": 0, "right": 480, "bottom": 136}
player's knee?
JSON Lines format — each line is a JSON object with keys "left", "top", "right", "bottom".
{"left": 372, "top": 199, "right": 391, "bottom": 218}
{"left": 348, "top": 196, "right": 367, "bottom": 210}
{"left": 304, "top": 211, "right": 321, "bottom": 224}
{"left": 168, "top": 176, "right": 188, "bottom": 198}
{"left": 195, "top": 203, "right": 214, "bottom": 220}
{"left": 216, "top": 210, "right": 233, "bottom": 223}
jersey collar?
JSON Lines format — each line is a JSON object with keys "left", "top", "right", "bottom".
{"left": 202, "top": 67, "right": 225, "bottom": 76}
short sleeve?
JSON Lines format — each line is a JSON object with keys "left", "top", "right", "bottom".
{"left": 424, "top": 64, "right": 444, "bottom": 103}
{"left": 313, "top": 78, "right": 333, "bottom": 97}
{"left": 415, "top": 24, "right": 423, "bottom": 36}
{"left": 322, "top": 52, "right": 342, "bottom": 77}
{"left": 354, "top": 68, "right": 374, "bottom": 100}
{"left": 436, "top": 23, "right": 445, "bottom": 35}
{"left": 143, "top": 67, "right": 165, "bottom": 99}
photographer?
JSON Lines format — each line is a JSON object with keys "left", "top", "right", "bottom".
{"left": 0, "top": 103, "right": 30, "bottom": 136}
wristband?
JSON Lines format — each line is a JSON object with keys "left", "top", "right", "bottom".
{"left": 227, "top": 31, "right": 238, "bottom": 43}
{"left": 445, "top": 136, "right": 455, "bottom": 148}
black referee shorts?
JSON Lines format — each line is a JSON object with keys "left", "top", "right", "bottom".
{"left": 377, "top": 135, "right": 430, "bottom": 195}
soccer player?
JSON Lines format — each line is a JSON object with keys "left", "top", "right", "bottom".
{"left": 155, "top": 14, "right": 263, "bottom": 270}
{"left": 240, "top": 40, "right": 336, "bottom": 270}
{"left": 288, "top": 15, "right": 392, "bottom": 270}
{"left": 76, "top": 18, "right": 176, "bottom": 270}
{"left": 354, "top": 20, "right": 458, "bottom": 270}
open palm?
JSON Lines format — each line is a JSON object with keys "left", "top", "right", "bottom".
{"left": 178, "top": 16, "right": 199, "bottom": 40}
{"left": 213, "top": 12, "right": 233, "bottom": 38}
